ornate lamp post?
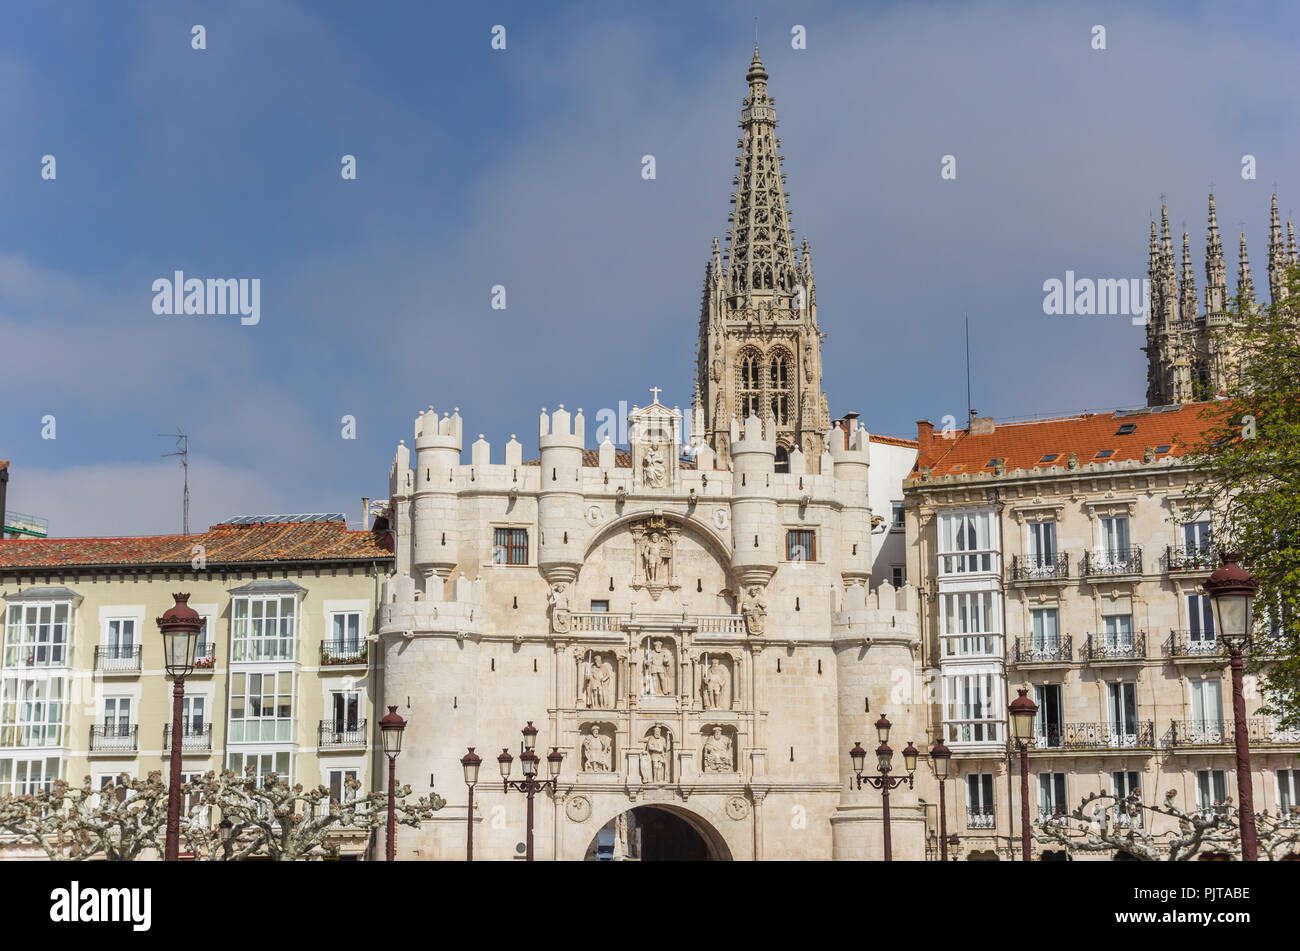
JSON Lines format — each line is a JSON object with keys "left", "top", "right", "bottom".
{"left": 930, "top": 737, "right": 953, "bottom": 862}
{"left": 847, "top": 714, "right": 918, "bottom": 861}
{"left": 217, "top": 817, "right": 233, "bottom": 861}
{"left": 1204, "top": 553, "right": 1259, "bottom": 861}
{"left": 156, "top": 593, "right": 201, "bottom": 861}
{"left": 460, "top": 747, "right": 481, "bottom": 862}
{"left": 379, "top": 705, "right": 407, "bottom": 861}
{"left": 499, "top": 721, "right": 563, "bottom": 861}
{"left": 1009, "top": 687, "right": 1039, "bottom": 862}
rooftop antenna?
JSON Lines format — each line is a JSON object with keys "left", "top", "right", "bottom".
{"left": 159, "top": 429, "right": 190, "bottom": 534}
{"left": 965, "top": 313, "right": 974, "bottom": 423}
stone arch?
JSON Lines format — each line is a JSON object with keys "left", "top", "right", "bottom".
{"left": 582, "top": 509, "right": 732, "bottom": 566}
{"left": 583, "top": 801, "right": 734, "bottom": 861}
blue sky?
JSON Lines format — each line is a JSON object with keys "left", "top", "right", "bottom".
{"left": 2, "top": 0, "right": 1298, "bottom": 536}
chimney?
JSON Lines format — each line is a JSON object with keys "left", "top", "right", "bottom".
{"left": 916, "top": 420, "right": 934, "bottom": 464}
{"left": 970, "top": 416, "right": 996, "bottom": 436}
{"left": 361, "top": 497, "right": 370, "bottom": 532}
{"left": 840, "top": 412, "right": 860, "bottom": 449}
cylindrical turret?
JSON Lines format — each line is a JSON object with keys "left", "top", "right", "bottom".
{"left": 729, "top": 414, "right": 779, "bottom": 586}
{"left": 412, "top": 407, "right": 462, "bottom": 585}
{"left": 537, "top": 406, "right": 586, "bottom": 583}
{"left": 830, "top": 419, "right": 871, "bottom": 586}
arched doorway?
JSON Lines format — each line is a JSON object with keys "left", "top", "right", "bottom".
{"left": 583, "top": 805, "right": 732, "bottom": 861}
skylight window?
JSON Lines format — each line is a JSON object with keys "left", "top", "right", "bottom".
{"left": 1039, "top": 453, "right": 1059, "bottom": 463}
{"left": 985, "top": 458, "right": 1004, "bottom": 468}
{"left": 1096, "top": 449, "right": 1114, "bottom": 458}
{"left": 1116, "top": 423, "right": 1137, "bottom": 435}
{"left": 1154, "top": 444, "right": 1171, "bottom": 453}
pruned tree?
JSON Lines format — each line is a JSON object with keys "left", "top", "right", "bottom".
{"left": 0, "top": 771, "right": 169, "bottom": 861}
{"left": 1033, "top": 788, "right": 1300, "bottom": 860}
{"left": 182, "top": 768, "right": 446, "bottom": 861}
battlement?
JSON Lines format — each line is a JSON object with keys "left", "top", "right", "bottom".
{"left": 729, "top": 413, "right": 777, "bottom": 454}
{"left": 379, "top": 571, "right": 485, "bottom": 636}
{"left": 829, "top": 420, "right": 870, "bottom": 461}
{"left": 832, "top": 581, "right": 921, "bottom": 642}
{"left": 414, "top": 406, "right": 463, "bottom": 450}
{"left": 539, "top": 405, "right": 586, "bottom": 448}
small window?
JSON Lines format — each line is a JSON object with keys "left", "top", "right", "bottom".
{"left": 985, "top": 458, "right": 1003, "bottom": 468}
{"left": 890, "top": 502, "right": 905, "bottom": 531}
{"left": 589, "top": 600, "right": 609, "bottom": 613}
{"left": 890, "top": 565, "right": 906, "bottom": 587}
{"left": 1154, "top": 444, "right": 1171, "bottom": 453}
{"left": 493, "top": 528, "right": 529, "bottom": 565}
{"left": 1039, "top": 453, "right": 1059, "bottom": 463}
{"left": 949, "top": 465, "right": 964, "bottom": 472}
{"left": 1116, "top": 423, "right": 1137, "bottom": 435}
{"left": 786, "top": 529, "right": 816, "bottom": 562}
{"left": 1095, "top": 449, "right": 1114, "bottom": 458}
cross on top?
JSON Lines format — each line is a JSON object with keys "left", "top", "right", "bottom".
{"left": 649, "top": 386, "right": 663, "bottom": 403}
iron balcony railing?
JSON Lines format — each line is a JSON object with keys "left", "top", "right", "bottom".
{"left": 321, "top": 640, "right": 368, "bottom": 666}
{"left": 967, "top": 804, "right": 996, "bottom": 829}
{"left": 1013, "top": 635, "right": 1073, "bottom": 664}
{"left": 1166, "top": 630, "right": 1221, "bottom": 659}
{"left": 94, "top": 644, "right": 142, "bottom": 673}
{"left": 1167, "top": 717, "right": 1300, "bottom": 748}
{"left": 163, "top": 723, "right": 213, "bottom": 752}
{"left": 1020, "top": 721, "right": 1155, "bottom": 751}
{"left": 89, "top": 723, "right": 138, "bottom": 753}
{"left": 319, "top": 719, "right": 368, "bottom": 749}
{"left": 1080, "top": 631, "right": 1146, "bottom": 662}
{"left": 1009, "top": 553, "right": 1069, "bottom": 582}
{"left": 1081, "top": 546, "right": 1143, "bottom": 578}
{"left": 1165, "top": 544, "right": 1216, "bottom": 572}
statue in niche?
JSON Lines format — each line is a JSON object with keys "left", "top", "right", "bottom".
{"left": 703, "top": 727, "right": 734, "bottom": 773}
{"left": 702, "top": 657, "right": 732, "bottom": 710}
{"left": 548, "top": 582, "right": 571, "bottom": 634}
{"left": 642, "top": 444, "right": 666, "bottom": 488}
{"left": 630, "top": 516, "right": 679, "bottom": 600}
{"left": 581, "top": 725, "right": 612, "bottom": 772}
{"left": 644, "top": 531, "right": 665, "bottom": 583}
{"left": 642, "top": 639, "right": 674, "bottom": 697}
{"left": 742, "top": 585, "right": 768, "bottom": 636}
{"left": 644, "top": 726, "right": 670, "bottom": 784}
{"left": 580, "top": 653, "right": 615, "bottom": 709}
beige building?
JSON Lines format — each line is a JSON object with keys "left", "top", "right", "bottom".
{"left": 906, "top": 403, "right": 1300, "bottom": 859}
{"left": 0, "top": 515, "right": 392, "bottom": 859}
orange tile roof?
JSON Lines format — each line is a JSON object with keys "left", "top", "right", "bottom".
{"left": 910, "top": 403, "right": 1223, "bottom": 480}
{"left": 0, "top": 520, "right": 393, "bottom": 570}
{"left": 869, "top": 435, "right": 919, "bottom": 449}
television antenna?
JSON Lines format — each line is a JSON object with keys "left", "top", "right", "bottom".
{"left": 159, "top": 429, "right": 190, "bottom": 534}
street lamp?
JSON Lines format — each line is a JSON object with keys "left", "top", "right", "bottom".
{"left": 156, "top": 592, "right": 201, "bottom": 861}
{"left": 847, "top": 713, "right": 916, "bottom": 861}
{"left": 461, "top": 748, "right": 481, "bottom": 862}
{"left": 930, "top": 738, "right": 953, "bottom": 862}
{"left": 1009, "top": 687, "right": 1039, "bottom": 862}
{"left": 1204, "top": 552, "right": 1259, "bottom": 861}
{"left": 500, "top": 722, "right": 562, "bottom": 861}
{"left": 379, "top": 705, "right": 407, "bottom": 862}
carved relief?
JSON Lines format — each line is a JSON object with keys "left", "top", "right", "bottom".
{"left": 577, "top": 650, "right": 617, "bottom": 709}
{"left": 639, "top": 638, "right": 675, "bottom": 697}
{"left": 742, "top": 585, "right": 768, "bottom": 635}
{"left": 700, "top": 655, "right": 733, "bottom": 710}
{"left": 702, "top": 726, "right": 735, "bottom": 773}
{"left": 565, "top": 795, "right": 593, "bottom": 822}
{"left": 641, "top": 725, "right": 672, "bottom": 784}
{"left": 580, "top": 724, "right": 614, "bottom": 772}
{"left": 630, "top": 517, "right": 680, "bottom": 601}
{"left": 548, "top": 582, "right": 571, "bottom": 633}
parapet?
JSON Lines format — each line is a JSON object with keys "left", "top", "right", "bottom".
{"left": 379, "top": 571, "right": 485, "bottom": 637}
{"left": 539, "top": 405, "right": 586, "bottom": 449}
{"left": 414, "top": 406, "right": 463, "bottom": 451}
{"left": 729, "top": 413, "right": 777, "bottom": 455}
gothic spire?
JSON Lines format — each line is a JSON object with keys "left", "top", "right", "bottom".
{"left": 1238, "top": 230, "right": 1257, "bottom": 313}
{"left": 1158, "top": 206, "right": 1178, "bottom": 327}
{"left": 1268, "top": 193, "right": 1287, "bottom": 302}
{"left": 1180, "top": 231, "right": 1198, "bottom": 324}
{"left": 1205, "top": 193, "right": 1227, "bottom": 315}
{"left": 725, "top": 45, "right": 797, "bottom": 299}
{"left": 1288, "top": 218, "right": 1298, "bottom": 267}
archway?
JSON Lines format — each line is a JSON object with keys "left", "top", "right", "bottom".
{"left": 582, "top": 804, "right": 732, "bottom": 861}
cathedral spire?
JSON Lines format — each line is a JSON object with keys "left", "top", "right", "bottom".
{"left": 1288, "top": 218, "right": 1298, "bottom": 267}
{"left": 1205, "top": 192, "right": 1227, "bottom": 315}
{"left": 725, "top": 44, "right": 798, "bottom": 299}
{"left": 1238, "top": 230, "right": 1257, "bottom": 313}
{"left": 1268, "top": 193, "right": 1287, "bottom": 302}
{"left": 1180, "top": 231, "right": 1198, "bottom": 324}
{"left": 1158, "top": 206, "right": 1178, "bottom": 327}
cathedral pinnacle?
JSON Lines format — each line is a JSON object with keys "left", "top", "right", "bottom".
{"left": 1238, "top": 231, "right": 1257, "bottom": 311}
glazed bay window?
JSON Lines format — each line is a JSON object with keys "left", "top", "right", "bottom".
{"left": 0, "top": 755, "right": 63, "bottom": 796}
{"left": 493, "top": 528, "right": 529, "bottom": 565}
{"left": 942, "top": 671, "right": 1004, "bottom": 745}
{"left": 227, "top": 750, "right": 292, "bottom": 784}
{"left": 940, "top": 590, "right": 1000, "bottom": 656}
{"left": 938, "top": 510, "right": 997, "bottom": 574}
{"left": 786, "top": 529, "right": 816, "bottom": 562}
{"left": 4, "top": 602, "right": 72, "bottom": 667}
{"left": 0, "top": 677, "right": 66, "bottom": 748}
{"left": 231, "top": 596, "right": 297, "bottom": 662}
{"left": 228, "top": 671, "right": 294, "bottom": 742}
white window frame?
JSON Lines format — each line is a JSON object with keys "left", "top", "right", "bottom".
{"left": 231, "top": 595, "right": 298, "bottom": 663}
{"left": 941, "top": 669, "right": 1005, "bottom": 745}
{"left": 227, "top": 669, "right": 295, "bottom": 743}
{"left": 3, "top": 601, "right": 73, "bottom": 668}
{"left": 0, "top": 755, "right": 64, "bottom": 796}
{"left": 890, "top": 502, "right": 906, "bottom": 532}
{"left": 0, "top": 675, "right": 67, "bottom": 749}
{"left": 937, "top": 509, "right": 998, "bottom": 575}
{"left": 939, "top": 590, "right": 1000, "bottom": 657}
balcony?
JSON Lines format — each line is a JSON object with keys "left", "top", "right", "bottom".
{"left": 1022, "top": 720, "right": 1156, "bottom": 752}
{"left": 1081, "top": 547, "right": 1143, "bottom": 580}
{"left": 163, "top": 724, "right": 213, "bottom": 753}
{"left": 1080, "top": 631, "right": 1146, "bottom": 664}
{"left": 966, "top": 804, "right": 996, "bottom": 830}
{"left": 1008, "top": 553, "right": 1069, "bottom": 584}
{"left": 566, "top": 612, "right": 746, "bottom": 635}
{"left": 1011, "top": 635, "right": 1073, "bottom": 666}
{"left": 89, "top": 724, "right": 138, "bottom": 754}
{"left": 1166, "top": 718, "right": 1300, "bottom": 750}
{"left": 319, "top": 719, "right": 368, "bottom": 750}
{"left": 1166, "top": 631, "right": 1222, "bottom": 661}
{"left": 94, "top": 644, "right": 142, "bottom": 675}
{"left": 321, "top": 639, "right": 368, "bottom": 668}
{"left": 1165, "top": 544, "right": 1216, "bottom": 574}
{"left": 191, "top": 642, "right": 216, "bottom": 673}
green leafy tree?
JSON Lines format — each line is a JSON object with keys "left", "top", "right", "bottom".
{"left": 1185, "top": 267, "right": 1300, "bottom": 730}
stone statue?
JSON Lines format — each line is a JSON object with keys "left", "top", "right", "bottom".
{"left": 644, "top": 726, "right": 669, "bottom": 784}
{"left": 643, "top": 639, "right": 674, "bottom": 696}
{"left": 581, "top": 654, "right": 599, "bottom": 707}
{"left": 742, "top": 585, "right": 768, "bottom": 636}
{"left": 597, "top": 658, "right": 615, "bottom": 708}
{"left": 548, "top": 582, "right": 570, "bottom": 634}
{"left": 703, "top": 727, "right": 733, "bottom": 773}
{"left": 581, "top": 725, "right": 612, "bottom": 772}
{"left": 702, "top": 657, "right": 731, "bottom": 710}
{"left": 643, "top": 531, "right": 664, "bottom": 582}
{"left": 643, "top": 444, "right": 666, "bottom": 488}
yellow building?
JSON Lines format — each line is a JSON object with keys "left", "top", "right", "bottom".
{"left": 0, "top": 515, "right": 392, "bottom": 858}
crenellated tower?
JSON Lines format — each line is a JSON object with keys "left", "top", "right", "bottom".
{"left": 696, "top": 46, "right": 829, "bottom": 470}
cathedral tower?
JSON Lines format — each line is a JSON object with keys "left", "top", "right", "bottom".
{"left": 695, "top": 47, "right": 829, "bottom": 469}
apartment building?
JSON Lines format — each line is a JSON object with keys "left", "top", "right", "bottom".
{"left": 906, "top": 403, "right": 1300, "bottom": 859}
{"left": 0, "top": 515, "right": 392, "bottom": 859}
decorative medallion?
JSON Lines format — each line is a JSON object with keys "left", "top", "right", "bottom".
{"left": 712, "top": 507, "right": 730, "bottom": 530}
{"left": 565, "top": 795, "right": 592, "bottom": 823}
{"left": 585, "top": 504, "right": 603, "bottom": 527}
{"left": 725, "top": 796, "right": 750, "bottom": 820}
